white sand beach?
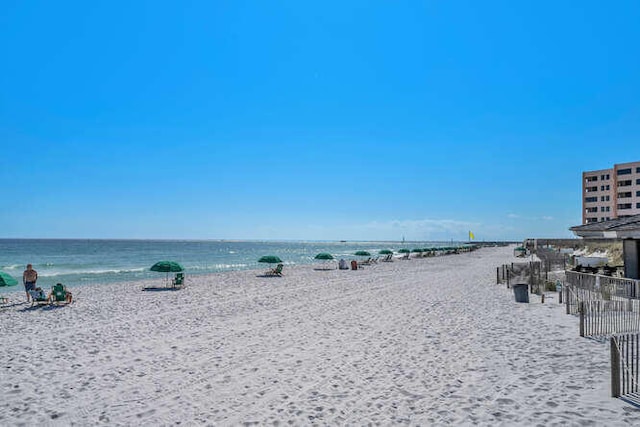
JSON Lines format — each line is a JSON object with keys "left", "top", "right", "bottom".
{"left": 1, "top": 245, "right": 639, "bottom": 426}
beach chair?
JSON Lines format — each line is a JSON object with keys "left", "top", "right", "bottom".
{"left": 29, "top": 288, "right": 50, "bottom": 306}
{"left": 357, "top": 258, "right": 372, "bottom": 267}
{"left": 265, "top": 263, "right": 283, "bottom": 276}
{"left": 50, "top": 283, "right": 73, "bottom": 304}
{"left": 172, "top": 273, "right": 185, "bottom": 288}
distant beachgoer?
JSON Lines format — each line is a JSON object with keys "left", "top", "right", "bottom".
{"left": 23, "top": 264, "right": 38, "bottom": 302}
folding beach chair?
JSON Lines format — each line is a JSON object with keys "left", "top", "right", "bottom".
{"left": 50, "top": 283, "right": 73, "bottom": 304}
{"left": 29, "top": 288, "right": 50, "bottom": 306}
{"left": 172, "top": 273, "right": 185, "bottom": 289}
{"left": 265, "top": 263, "right": 284, "bottom": 276}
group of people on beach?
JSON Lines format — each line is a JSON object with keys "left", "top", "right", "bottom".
{"left": 21, "top": 263, "right": 72, "bottom": 304}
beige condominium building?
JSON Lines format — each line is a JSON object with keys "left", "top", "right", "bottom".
{"left": 582, "top": 161, "right": 640, "bottom": 224}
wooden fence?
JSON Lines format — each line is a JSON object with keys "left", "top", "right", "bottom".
{"left": 546, "top": 271, "right": 640, "bottom": 401}
{"left": 611, "top": 333, "right": 640, "bottom": 402}
{"left": 579, "top": 300, "right": 640, "bottom": 338}
{"left": 496, "top": 261, "right": 543, "bottom": 291}
{"left": 565, "top": 271, "right": 640, "bottom": 300}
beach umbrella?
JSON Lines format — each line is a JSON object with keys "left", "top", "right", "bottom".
{"left": 354, "top": 251, "right": 371, "bottom": 257}
{"left": 258, "top": 255, "right": 283, "bottom": 264}
{"left": 150, "top": 261, "right": 184, "bottom": 286}
{"left": 150, "top": 261, "right": 184, "bottom": 273}
{"left": 398, "top": 249, "right": 410, "bottom": 254}
{"left": 0, "top": 271, "right": 18, "bottom": 287}
{"left": 314, "top": 253, "right": 335, "bottom": 270}
{"left": 378, "top": 249, "right": 393, "bottom": 255}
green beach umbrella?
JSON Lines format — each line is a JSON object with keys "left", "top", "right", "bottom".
{"left": 258, "top": 255, "right": 283, "bottom": 264}
{"left": 150, "top": 261, "right": 184, "bottom": 273}
{"left": 398, "top": 249, "right": 410, "bottom": 254}
{"left": 314, "top": 253, "right": 334, "bottom": 260}
{"left": 411, "top": 248, "right": 423, "bottom": 253}
{"left": 0, "top": 271, "right": 18, "bottom": 287}
{"left": 150, "top": 261, "right": 184, "bottom": 287}
{"left": 378, "top": 249, "right": 393, "bottom": 255}
{"left": 354, "top": 251, "right": 371, "bottom": 257}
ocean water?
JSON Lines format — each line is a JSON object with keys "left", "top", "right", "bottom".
{"left": 0, "top": 239, "right": 467, "bottom": 287}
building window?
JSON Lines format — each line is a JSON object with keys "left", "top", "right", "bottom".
{"left": 618, "top": 168, "right": 632, "bottom": 175}
{"left": 600, "top": 206, "right": 610, "bottom": 212}
{"left": 586, "top": 207, "right": 598, "bottom": 213}
{"left": 601, "top": 174, "right": 610, "bottom": 180}
{"left": 600, "top": 195, "right": 610, "bottom": 202}
{"left": 585, "top": 196, "right": 598, "bottom": 203}
{"left": 637, "top": 167, "right": 640, "bottom": 173}
{"left": 586, "top": 218, "right": 598, "bottom": 223}
{"left": 600, "top": 185, "right": 610, "bottom": 191}
{"left": 586, "top": 176, "right": 598, "bottom": 182}
{"left": 618, "top": 180, "right": 632, "bottom": 187}
{"left": 637, "top": 203, "right": 640, "bottom": 209}
{"left": 637, "top": 191, "right": 640, "bottom": 197}
{"left": 586, "top": 186, "right": 598, "bottom": 192}
{"left": 618, "top": 203, "right": 632, "bottom": 210}
{"left": 637, "top": 179, "right": 640, "bottom": 185}
{"left": 618, "top": 192, "right": 632, "bottom": 198}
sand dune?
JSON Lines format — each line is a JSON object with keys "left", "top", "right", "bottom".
{"left": 1, "top": 245, "right": 638, "bottom": 425}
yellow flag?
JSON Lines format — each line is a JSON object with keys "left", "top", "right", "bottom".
{"left": 469, "top": 231, "right": 475, "bottom": 240}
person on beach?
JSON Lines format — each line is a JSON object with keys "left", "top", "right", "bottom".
{"left": 23, "top": 264, "right": 38, "bottom": 302}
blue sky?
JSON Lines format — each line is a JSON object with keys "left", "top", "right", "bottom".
{"left": 1, "top": 0, "right": 639, "bottom": 241}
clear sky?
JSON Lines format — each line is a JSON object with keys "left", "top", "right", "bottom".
{"left": 1, "top": 0, "right": 639, "bottom": 241}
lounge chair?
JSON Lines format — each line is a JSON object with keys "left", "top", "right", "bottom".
{"left": 50, "top": 283, "right": 73, "bottom": 304}
{"left": 357, "top": 258, "right": 372, "bottom": 267}
{"left": 172, "top": 273, "right": 185, "bottom": 288}
{"left": 382, "top": 254, "right": 393, "bottom": 262}
{"left": 265, "top": 263, "right": 283, "bottom": 276}
{"left": 29, "top": 288, "right": 50, "bottom": 306}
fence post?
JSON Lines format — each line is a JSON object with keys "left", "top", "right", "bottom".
{"left": 579, "top": 301, "right": 585, "bottom": 337}
{"left": 565, "top": 286, "right": 570, "bottom": 315}
{"left": 558, "top": 282, "right": 563, "bottom": 304}
{"left": 611, "top": 336, "right": 621, "bottom": 397}
{"left": 545, "top": 261, "right": 549, "bottom": 280}
{"left": 507, "top": 269, "right": 510, "bottom": 289}
{"left": 496, "top": 267, "right": 499, "bottom": 285}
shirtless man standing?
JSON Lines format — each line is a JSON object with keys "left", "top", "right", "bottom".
{"left": 23, "top": 264, "right": 38, "bottom": 302}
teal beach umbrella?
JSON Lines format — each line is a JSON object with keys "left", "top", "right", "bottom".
{"left": 354, "top": 251, "right": 371, "bottom": 257}
{"left": 378, "top": 250, "right": 393, "bottom": 255}
{"left": 150, "top": 261, "right": 184, "bottom": 273}
{"left": 0, "top": 271, "right": 18, "bottom": 287}
{"left": 398, "top": 249, "right": 410, "bottom": 254}
{"left": 258, "top": 255, "right": 283, "bottom": 264}
{"left": 314, "top": 253, "right": 334, "bottom": 260}
{"left": 150, "top": 261, "right": 184, "bottom": 286}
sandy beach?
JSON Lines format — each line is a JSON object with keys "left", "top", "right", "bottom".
{"left": 1, "top": 245, "right": 639, "bottom": 426}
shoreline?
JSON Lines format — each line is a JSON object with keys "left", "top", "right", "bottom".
{"left": 2, "top": 245, "right": 637, "bottom": 425}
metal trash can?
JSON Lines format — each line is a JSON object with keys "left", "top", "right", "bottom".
{"left": 512, "top": 283, "right": 529, "bottom": 303}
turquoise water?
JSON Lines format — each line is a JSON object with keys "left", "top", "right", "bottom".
{"left": 0, "top": 239, "right": 467, "bottom": 287}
